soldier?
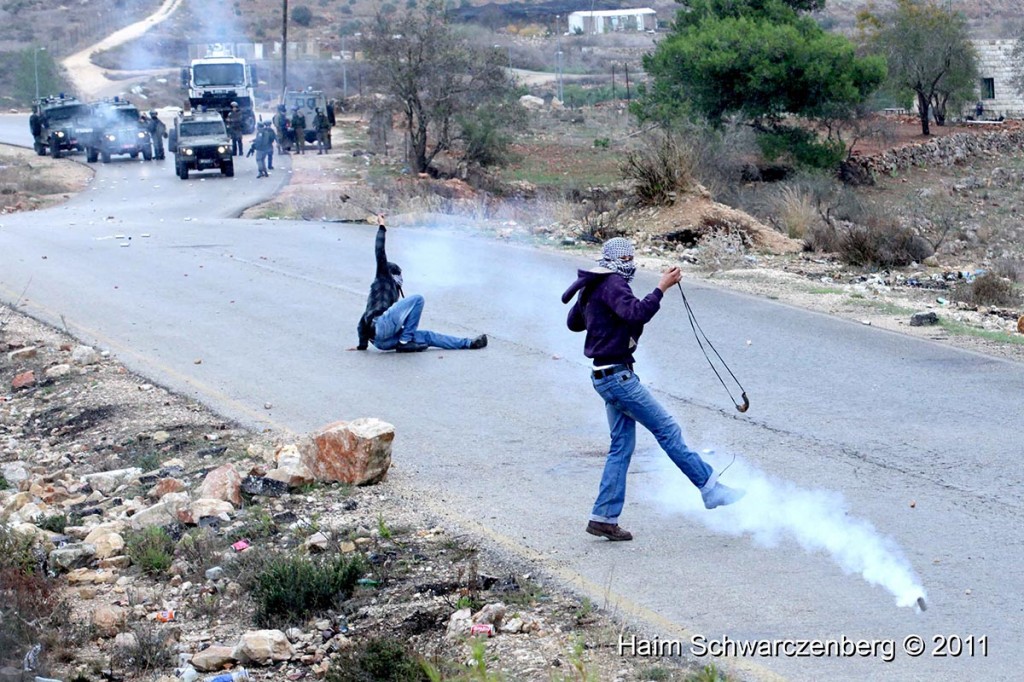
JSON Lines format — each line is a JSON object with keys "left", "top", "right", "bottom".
{"left": 250, "top": 121, "right": 274, "bottom": 178}
{"left": 290, "top": 107, "right": 306, "bottom": 155}
{"left": 148, "top": 110, "right": 167, "bottom": 160}
{"left": 272, "top": 104, "right": 288, "bottom": 154}
{"left": 264, "top": 121, "right": 277, "bottom": 170}
{"left": 29, "top": 105, "right": 45, "bottom": 149}
{"left": 313, "top": 107, "right": 330, "bottom": 154}
{"left": 227, "top": 101, "right": 245, "bottom": 156}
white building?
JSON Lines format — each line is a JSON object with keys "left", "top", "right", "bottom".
{"left": 567, "top": 8, "right": 656, "bottom": 35}
{"left": 972, "top": 39, "right": 1024, "bottom": 118}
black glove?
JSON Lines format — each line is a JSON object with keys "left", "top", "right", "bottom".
{"left": 246, "top": 147, "right": 254, "bottom": 158}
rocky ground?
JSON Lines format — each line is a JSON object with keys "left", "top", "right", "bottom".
{"left": 2, "top": 110, "right": 1023, "bottom": 682}
{"left": 0, "top": 311, "right": 699, "bottom": 682}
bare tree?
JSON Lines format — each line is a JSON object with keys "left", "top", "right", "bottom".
{"left": 864, "top": 0, "right": 978, "bottom": 135}
{"left": 361, "top": 0, "right": 517, "bottom": 174}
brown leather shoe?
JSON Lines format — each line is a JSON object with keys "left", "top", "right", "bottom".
{"left": 586, "top": 520, "right": 633, "bottom": 541}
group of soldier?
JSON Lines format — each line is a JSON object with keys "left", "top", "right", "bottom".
{"left": 270, "top": 103, "right": 333, "bottom": 155}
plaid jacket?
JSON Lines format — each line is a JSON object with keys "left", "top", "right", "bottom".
{"left": 357, "top": 226, "right": 403, "bottom": 349}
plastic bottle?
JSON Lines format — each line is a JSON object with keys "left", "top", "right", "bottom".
{"left": 174, "top": 664, "right": 199, "bottom": 682}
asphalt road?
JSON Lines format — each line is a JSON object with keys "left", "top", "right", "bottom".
{"left": 1, "top": 115, "right": 1022, "bottom": 681}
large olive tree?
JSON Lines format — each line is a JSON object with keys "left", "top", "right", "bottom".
{"left": 361, "top": 1, "right": 520, "bottom": 174}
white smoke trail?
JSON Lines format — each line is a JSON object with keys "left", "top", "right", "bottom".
{"left": 647, "top": 453, "right": 927, "bottom": 610}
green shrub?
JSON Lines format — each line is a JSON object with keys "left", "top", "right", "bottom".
{"left": 0, "top": 523, "right": 38, "bottom": 574}
{"left": 621, "top": 131, "right": 696, "bottom": 206}
{"left": 757, "top": 125, "right": 846, "bottom": 171}
{"left": 836, "top": 218, "right": 933, "bottom": 268}
{"left": 126, "top": 527, "right": 175, "bottom": 576}
{"left": 292, "top": 5, "right": 314, "bottom": 26}
{"left": 953, "top": 272, "right": 1021, "bottom": 307}
{"left": 250, "top": 554, "right": 366, "bottom": 627}
{"left": 38, "top": 513, "right": 68, "bottom": 534}
{"left": 326, "top": 638, "right": 430, "bottom": 682}
{"left": 0, "top": 473, "right": 8, "bottom": 490}
{"left": 110, "top": 624, "right": 175, "bottom": 674}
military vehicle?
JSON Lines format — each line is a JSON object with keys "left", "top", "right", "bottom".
{"left": 182, "top": 46, "right": 257, "bottom": 134}
{"left": 30, "top": 94, "right": 94, "bottom": 159}
{"left": 282, "top": 89, "right": 334, "bottom": 148}
{"left": 84, "top": 98, "right": 153, "bottom": 163}
{"left": 168, "top": 110, "right": 234, "bottom": 179}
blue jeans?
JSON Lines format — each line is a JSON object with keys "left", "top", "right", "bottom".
{"left": 372, "top": 295, "right": 471, "bottom": 351}
{"left": 590, "top": 367, "right": 712, "bottom": 524}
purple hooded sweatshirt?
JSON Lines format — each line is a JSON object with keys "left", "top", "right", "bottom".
{"left": 561, "top": 267, "right": 663, "bottom": 366}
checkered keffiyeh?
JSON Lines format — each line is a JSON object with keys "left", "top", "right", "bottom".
{"left": 597, "top": 237, "right": 636, "bottom": 282}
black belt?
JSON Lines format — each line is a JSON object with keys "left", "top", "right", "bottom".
{"left": 592, "top": 364, "right": 632, "bottom": 379}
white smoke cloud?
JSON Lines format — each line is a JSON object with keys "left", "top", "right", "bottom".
{"left": 647, "top": 453, "right": 927, "bottom": 610}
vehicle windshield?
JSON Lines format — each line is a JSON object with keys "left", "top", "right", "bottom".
{"left": 45, "top": 104, "right": 91, "bottom": 122}
{"left": 193, "top": 64, "right": 245, "bottom": 87}
{"left": 180, "top": 121, "right": 226, "bottom": 137}
{"left": 93, "top": 106, "right": 141, "bottom": 126}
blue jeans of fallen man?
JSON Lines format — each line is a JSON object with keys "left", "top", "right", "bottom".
{"left": 372, "top": 295, "right": 471, "bottom": 351}
{"left": 590, "top": 366, "right": 712, "bottom": 524}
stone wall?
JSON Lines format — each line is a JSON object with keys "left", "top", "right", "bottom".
{"left": 848, "top": 122, "right": 1024, "bottom": 177}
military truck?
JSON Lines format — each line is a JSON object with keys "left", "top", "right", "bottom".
{"left": 85, "top": 98, "right": 153, "bottom": 163}
{"left": 30, "top": 95, "right": 94, "bottom": 159}
{"left": 282, "top": 89, "right": 334, "bottom": 148}
{"left": 168, "top": 110, "right": 234, "bottom": 179}
{"left": 182, "top": 46, "right": 257, "bottom": 134}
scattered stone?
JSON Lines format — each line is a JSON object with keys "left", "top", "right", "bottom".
{"left": 92, "top": 605, "right": 126, "bottom": 637}
{"left": 8, "top": 345, "right": 39, "bottom": 361}
{"left": 300, "top": 418, "right": 394, "bottom": 486}
{"left": 11, "top": 370, "right": 35, "bottom": 389}
{"left": 910, "top": 311, "right": 940, "bottom": 327}
{"left": 71, "top": 344, "right": 100, "bottom": 366}
{"left": 44, "top": 363, "right": 71, "bottom": 379}
{"left": 49, "top": 543, "right": 97, "bottom": 572}
{"left": 84, "top": 524, "right": 125, "bottom": 559}
{"left": 233, "top": 629, "right": 294, "bottom": 665}
{"left": 198, "top": 463, "right": 243, "bottom": 506}
{"left": 191, "top": 645, "right": 237, "bottom": 672}
{"left": 149, "top": 477, "right": 186, "bottom": 499}
{"left": 240, "top": 475, "right": 289, "bottom": 497}
{"left": 83, "top": 467, "right": 142, "bottom": 495}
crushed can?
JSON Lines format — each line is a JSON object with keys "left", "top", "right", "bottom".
{"left": 469, "top": 623, "right": 495, "bottom": 637}
{"left": 156, "top": 609, "right": 175, "bottom": 622}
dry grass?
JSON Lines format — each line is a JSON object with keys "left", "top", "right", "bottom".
{"left": 772, "top": 185, "right": 820, "bottom": 239}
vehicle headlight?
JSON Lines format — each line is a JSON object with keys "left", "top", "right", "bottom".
{"left": 106, "top": 134, "right": 116, "bottom": 142}
{"left": 55, "top": 131, "right": 65, "bottom": 138}
{"left": 217, "top": 146, "right": 227, "bottom": 154}
{"left": 138, "top": 131, "right": 148, "bottom": 139}
{"left": 184, "top": 148, "right": 194, "bottom": 156}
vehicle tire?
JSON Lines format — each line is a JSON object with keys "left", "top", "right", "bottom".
{"left": 86, "top": 147, "right": 98, "bottom": 163}
{"left": 180, "top": 163, "right": 189, "bottom": 180}
{"left": 142, "top": 148, "right": 152, "bottom": 161}
{"left": 101, "top": 151, "right": 111, "bottom": 164}
{"left": 130, "top": 151, "right": 138, "bottom": 159}
{"left": 222, "top": 161, "right": 234, "bottom": 177}
{"left": 50, "top": 137, "right": 61, "bottom": 159}
{"left": 34, "top": 141, "right": 46, "bottom": 156}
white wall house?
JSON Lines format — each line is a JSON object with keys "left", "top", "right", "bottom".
{"left": 567, "top": 8, "right": 656, "bottom": 35}
{"left": 972, "top": 39, "right": 1024, "bottom": 118}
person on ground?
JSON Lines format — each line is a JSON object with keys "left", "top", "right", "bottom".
{"left": 290, "top": 108, "right": 306, "bottom": 155}
{"left": 353, "top": 216, "right": 487, "bottom": 353}
{"left": 561, "top": 237, "right": 744, "bottom": 542}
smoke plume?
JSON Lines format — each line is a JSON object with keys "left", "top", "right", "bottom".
{"left": 648, "top": 453, "right": 927, "bottom": 610}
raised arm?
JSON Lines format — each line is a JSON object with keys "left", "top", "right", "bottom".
{"left": 374, "top": 215, "right": 389, "bottom": 278}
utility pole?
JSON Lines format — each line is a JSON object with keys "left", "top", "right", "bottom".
{"left": 624, "top": 63, "right": 630, "bottom": 101}
{"left": 34, "top": 46, "right": 46, "bottom": 100}
{"left": 556, "top": 14, "right": 564, "bottom": 102}
{"left": 342, "top": 35, "right": 348, "bottom": 98}
{"left": 281, "top": 0, "right": 288, "bottom": 102}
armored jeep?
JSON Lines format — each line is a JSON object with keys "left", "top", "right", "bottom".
{"left": 85, "top": 98, "right": 153, "bottom": 163}
{"left": 168, "top": 111, "right": 234, "bottom": 179}
{"left": 30, "top": 95, "right": 94, "bottom": 159}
